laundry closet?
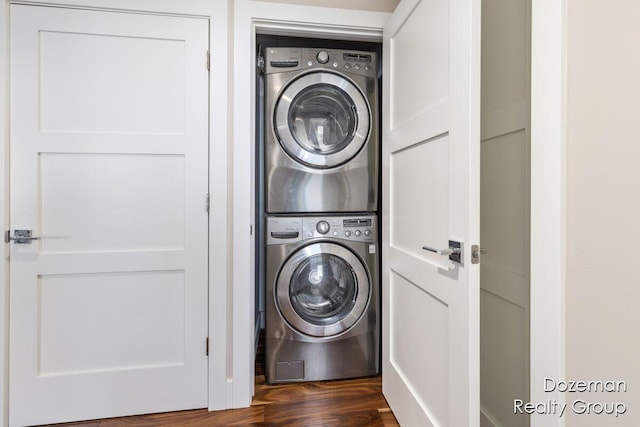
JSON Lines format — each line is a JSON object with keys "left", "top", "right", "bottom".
{"left": 245, "top": 1, "right": 531, "bottom": 427}
{"left": 254, "top": 36, "right": 383, "bottom": 384}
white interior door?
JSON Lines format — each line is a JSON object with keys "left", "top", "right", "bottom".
{"left": 9, "top": 5, "right": 209, "bottom": 426}
{"left": 382, "top": 0, "right": 480, "bottom": 426}
{"left": 480, "top": 0, "right": 531, "bottom": 425}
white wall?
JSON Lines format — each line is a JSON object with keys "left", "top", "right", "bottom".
{"left": 564, "top": 1, "right": 640, "bottom": 425}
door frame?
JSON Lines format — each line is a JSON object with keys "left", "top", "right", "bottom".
{"left": 231, "top": 0, "right": 388, "bottom": 407}
{"left": 233, "top": 2, "right": 567, "bottom": 427}
{"left": 530, "top": 1, "right": 567, "bottom": 425}
{"left": 0, "top": 0, "right": 230, "bottom": 423}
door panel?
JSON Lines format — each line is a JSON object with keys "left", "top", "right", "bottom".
{"left": 39, "top": 31, "right": 186, "bottom": 134}
{"left": 40, "top": 153, "right": 186, "bottom": 253}
{"left": 480, "top": 0, "right": 531, "bottom": 426}
{"left": 389, "top": 0, "right": 449, "bottom": 128}
{"left": 389, "top": 271, "right": 449, "bottom": 424}
{"left": 9, "top": 5, "right": 209, "bottom": 426}
{"left": 390, "top": 136, "right": 449, "bottom": 269}
{"left": 38, "top": 271, "right": 186, "bottom": 375}
{"left": 382, "top": 0, "right": 480, "bottom": 425}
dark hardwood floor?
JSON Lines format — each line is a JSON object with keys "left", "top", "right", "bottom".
{"left": 41, "top": 375, "right": 399, "bottom": 426}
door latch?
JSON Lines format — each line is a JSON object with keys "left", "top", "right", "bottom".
{"left": 471, "top": 245, "right": 488, "bottom": 264}
{"left": 422, "top": 240, "right": 464, "bottom": 266}
{"left": 5, "top": 229, "right": 40, "bottom": 244}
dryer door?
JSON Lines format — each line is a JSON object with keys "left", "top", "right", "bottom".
{"left": 276, "top": 242, "right": 370, "bottom": 337}
{"left": 274, "top": 72, "right": 370, "bottom": 169}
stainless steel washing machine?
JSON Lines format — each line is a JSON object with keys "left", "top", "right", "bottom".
{"left": 265, "top": 214, "right": 379, "bottom": 384}
{"left": 264, "top": 47, "right": 379, "bottom": 213}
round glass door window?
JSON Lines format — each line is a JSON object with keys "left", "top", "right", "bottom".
{"left": 275, "top": 72, "right": 370, "bottom": 169}
{"left": 289, "top": 253, "right": 357, "bottom": 326}
{"left": 276, "top": 242, "right": 370, "bottom": 337}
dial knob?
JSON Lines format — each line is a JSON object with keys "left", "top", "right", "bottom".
{"left": 355, "top": 230, "right": 362, "bottom": 237}
{"left": 316, "top": 220, "right": 330, "bottom": 234}
{"left": 344, "top": 230, "right": 352, "bottom": 237}
{"left": 316, "top": 51, "right": 329, "bottom": 64}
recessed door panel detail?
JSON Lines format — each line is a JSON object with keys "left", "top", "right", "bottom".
{"left": 389, "top": 0, "right": 449, "bottom": 129}
{"left": 481, "top": 0, "right": 528, "bottom": 114}
{"left": 480, "top": 288, "right": 527, "bottom": 427}
{"left": 39, "top": 31, "right": 186, "bottom": 135}
{"left": 389, "top": 271, "right": 449, "bottom": 426}
{"left": 481, "top": 130, "right": 528, "bottom": 275}
{"left": 390, "top": 135, "right": 449, "bottom": 269}
{"left": 38, "top": 270, "right": 185, "bottom": 376}
{"left": 39, "top": 153, "right": 186, "bottom": 254}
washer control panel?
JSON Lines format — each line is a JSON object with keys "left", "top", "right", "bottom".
{"left": 267, "top": 215, "right": 377, "bottom": 244}
{"left": 264, "top": 47, "right": 377, "bottom": 78}
{"left": 302, "top": 216, "right": 376, "bottom": 243}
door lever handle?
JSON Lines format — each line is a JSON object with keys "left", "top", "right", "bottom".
{"left": 422, "top": 240, "right": 464, "bottom": 266}
{"left": 422, "top": 246, "right": 461, "bottom": 256}
{"left": 5, "top": 229, "right": 40, "bottom": 244}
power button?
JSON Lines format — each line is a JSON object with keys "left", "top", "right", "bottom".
{"left": 316, "top": 51, "right": 329, "bottom": 64}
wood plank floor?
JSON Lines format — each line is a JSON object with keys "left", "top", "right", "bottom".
{"left": 42, "top": 376, "right": 399, "bottom": 427}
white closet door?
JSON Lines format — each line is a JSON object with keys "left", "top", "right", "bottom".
{"left": 382, "top": 0, "right": 481, "bottom": 425}
{"left": 9, "top": 5, "right": 209, "bottom": 426}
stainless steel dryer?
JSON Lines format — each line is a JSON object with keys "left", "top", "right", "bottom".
{"left": 264, "top": 47, "right": 379, "bottom": 213}
{"left": 265, "top": 214, "right": 379, "bottom": 384}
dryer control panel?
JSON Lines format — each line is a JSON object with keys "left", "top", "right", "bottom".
{"left": 265, "top": 47, "right": 377, "bottom": 78}
{"left": 266, "top": 215, "right": 377, "bottom": 245}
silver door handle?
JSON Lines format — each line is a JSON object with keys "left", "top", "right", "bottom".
{"left": 422, "top": 246, "right": 461, "bottom": 256}
{"left": 422, "top": 240, "right": 464, "bottom": 266}
{"left": 5, "top": 230, "right": 40, "bottom": 244}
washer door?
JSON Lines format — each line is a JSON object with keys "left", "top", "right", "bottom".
{"left": 274, "top": 72, "right": 370, "bottom": 169}
{"left": 276, "top": 242, "right": 370, "bottom": 337}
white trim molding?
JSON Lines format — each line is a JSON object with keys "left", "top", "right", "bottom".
{"left": 530, "top": 1, "right": 567, "bottom": 427}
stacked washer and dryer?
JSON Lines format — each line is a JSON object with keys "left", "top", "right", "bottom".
{"left": 263, "top": 47, "right": 380, "bottom": 384}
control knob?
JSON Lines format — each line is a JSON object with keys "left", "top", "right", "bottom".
{"left": 316, "top": 220, "right": 330, "bottom": 234}
{"left": 316, "top": 51, "right": 329, "bottom": 64}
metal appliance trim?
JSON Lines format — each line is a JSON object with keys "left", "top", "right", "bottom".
{"left": 275, "top": 241, "right": 370, "bottom": 337}
{"left": 274, "top": 71, "right": 371, "bottom": 169}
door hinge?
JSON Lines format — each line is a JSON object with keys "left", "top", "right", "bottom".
{"left": 206, "top": 50, "right": 210, "bottom": 70}
{"left": 257, "top": 54, "right": 265, "bottom": 74}
{"left": 206, "top": 337, "right": 209, "bottom": 356}
{"left": 206, "top": 194, "right": 210, "bottom": 213}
